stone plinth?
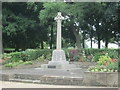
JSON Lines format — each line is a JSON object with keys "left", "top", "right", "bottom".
{"left": 41, "top": 49, "right": 76, "bottom": 69}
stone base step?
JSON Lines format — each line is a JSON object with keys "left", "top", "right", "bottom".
{"left": 1, "top": 73, "right": 84, "bottom": 86}
{"left": 9, "top": 79, "right": 41, "bottom": 83}
{"left": 9, "top": 78, "right": 83, "bottom": 85}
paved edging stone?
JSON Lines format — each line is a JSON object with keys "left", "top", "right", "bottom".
{"left": 1, "top": 73, "right": 84, "bottom": 86}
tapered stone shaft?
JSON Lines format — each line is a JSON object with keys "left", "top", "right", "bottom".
{"left": 54, "top": 12, "right": 64, "bottom": 49}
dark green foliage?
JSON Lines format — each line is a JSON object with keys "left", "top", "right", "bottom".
{"left": 2, "top": 2, "right": 47, "bottom": 50}
{"left": 1, "top": 49, "right": 53, "bottom": 64}
{"left": 2, "top": 2, "right": 119, "bottom": 50}
{"left": 93, "top": 53, "right": 106, "bottom": 62}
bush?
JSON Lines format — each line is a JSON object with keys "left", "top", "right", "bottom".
{"left": 66, "top": 49, "right": 84, "bottom": 61}
{"left": 88, "top": 53, "right": 118, "bottom": 72}
{"left": 4, "top": 63, "right": 14, "bottom": 67}
{"left": 23, "top": 61, "right": 33, "bottom": 65}
{"left": 93, "top": 52, "right": 106, "bottom": 62}
{"left": 66, "top": 48, "right": 119, "bottom": 62}
{"left": 4, "top": 62, "right": 20, "bottom": 67}
{"left": 1, "top": 52, "right": 23, "bottom": 65}
{"left": 1, "top": 49, "right": 53, "bottom": 64}
{"left": 22, "top": 49, "right": 53, "bottom": 61}
{"left": 92, "top": 49, "right": 119, "bottom": 62}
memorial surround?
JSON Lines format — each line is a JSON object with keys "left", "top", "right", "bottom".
{"left": 41, "top": 12, "right": 75, "bottom": 69}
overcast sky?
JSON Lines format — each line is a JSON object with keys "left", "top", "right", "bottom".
{"left": 86, "top": 40, "right": 118, "bottom": 49}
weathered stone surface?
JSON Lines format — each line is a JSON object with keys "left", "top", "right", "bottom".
{"left": 1, "top": 68, "right": 118, "bottom": 86}
{"left": 0, "top": 68, "right": 84, "bottom": 86}
{"left": 106, "top": 73, "right": 118, "bottom": 86}
{"left": 1, "top": 74, "right": 14, "bottom": 81}
{"left": 83, "top": 71, "right": 118, "bottom": 86}
{"left": 1, "top": 74, "right": 9, "bottom": 81}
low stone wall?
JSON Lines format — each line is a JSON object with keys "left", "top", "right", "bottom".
{"left": 1, "top": 61, "right": 96, "bottom": 70}
{"left": 1, "top": 69, "right": 118, "bottom": 87}
{"left": 1, "top": 74, "right": 84, "bottom": 86}
{"left": 83, "top": 71, "right": 118, "bottom": 87}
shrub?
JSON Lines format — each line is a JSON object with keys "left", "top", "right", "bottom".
{"left": 4, "top": 62, "right": 20, "bottom": 67}
{"left": 22, "top": 49, "right": 53, "bottom": 61}
{"left": 4, "top": 63, "right": 14, "bottom": 67}
{"left": 93, "top": 53, "right": 105, "bottom": 62}
{"left": 92, "top": 49, "right": 119, "bottom": 62}
{"left": 1, "top": 49, "right": 53, "bottom": 64}
{"left": 86, "top": 55, "right": 93, "bottom": 62}
{"left": 1, "top": 52, "right": 22, "bottom": 65}
{"left": 23, "top": 61, "right": 33, "bottom": 65}
{"left": 88, "top": 53, "right": 118, "bottom": 72}
{"left": 67, "top": 49, "right": 84, "bottom": 61}
{"left": 18, "top": 60, "right": 24, "bottom": 64}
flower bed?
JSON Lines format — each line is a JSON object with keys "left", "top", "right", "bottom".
{"left": 88, "top": 53, "right": 118, "bottom": 72}
{"left": 83, "top": 53, "right": 118, "bottom": 87}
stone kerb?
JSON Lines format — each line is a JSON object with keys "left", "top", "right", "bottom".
{"left": 83, "top": 71, "right": 118, "bottom": 87}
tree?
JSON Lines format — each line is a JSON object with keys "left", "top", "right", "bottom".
{"left": 0, "top": 1, "right": 2, "bottom": 54}
{"left": 2, "top": 2, "right": 45, "bottom": 50}
{"left": 2, "top": 2, "right": 119, "bottom": 50}
{"left": 81, "top": 2, "right": 119, "bottom": 49}
{"left": 39, "top": 2, "right": 68, "bottom": 49}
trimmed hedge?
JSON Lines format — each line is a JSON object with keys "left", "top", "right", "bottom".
{"left": 1, "top": 48, "right": 119, "bottom": 64}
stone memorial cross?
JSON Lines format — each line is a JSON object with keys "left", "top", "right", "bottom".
{"left": 54, "top": 12, "right": 64, "bottom": 50}
{"left": 41, "top": 12, "right": 76, "bottom": 69}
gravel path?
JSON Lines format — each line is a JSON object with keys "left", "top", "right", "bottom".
{"left": 1, "top": 81, "right": 117, "bottom": 88}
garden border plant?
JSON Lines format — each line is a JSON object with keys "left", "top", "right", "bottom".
{"left": 83, "top": 52, "right": 118, "bottom": 87}
{"left": 88, "top": 53, "right": 118, "bottom": 72}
